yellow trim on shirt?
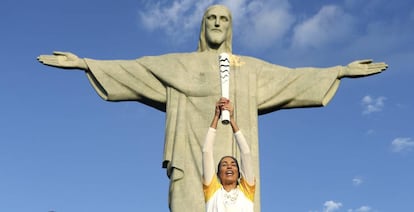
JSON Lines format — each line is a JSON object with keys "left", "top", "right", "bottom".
{"left": 239, "top": 177, "right": 256, "bottom": 201}
{"left": 203, "top": 176, "right": 221, "bottom": 202}
{"left": 203, "top": 176, "right": 256, "bottom": 202}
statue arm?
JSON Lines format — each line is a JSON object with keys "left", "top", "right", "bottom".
{"left": 38, "top": 51, "right": 167, "bottom": 110}
{"left": 255, "top": 58, "right": 387, "bottom": 114}
{"left": 83, "top": 58, "right": 167, "bottom": 110}
{"left": 256, "top": 62, "right": 341, "bottom": 114}
{"left": 338, "top": 59, "right": 388, "bottom": 79}
{"left": 37, "top": 51, "right": 89, "bottom": 71}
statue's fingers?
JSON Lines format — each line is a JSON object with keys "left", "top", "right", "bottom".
{"left": 379, "top": 62, "right": 388, "bottom": 70}
{"left": 37, "top": 55, "right": 45, "bottom": 61}
{"left": 367, "top": 66, "right": 387, "bottom": 75}
{"left": 53, "top": 51, "right": 66, "bottom": 55}
{"left": 367, "top": 69, "right": 381, "bottom": 75}
{"left": 358, "top": 59, "right": 373, "bottom": 64}
{"left": 369, "top": 62, "right": 388, "bottom": 71}
{"left": 38, "top": 55, "right": 59, "bottom": 65}
{"left": 37, "top": 55, "right": 51, "bottom": 62}
{"left": 53, "top": 51, "right": 73, "bottom": 58}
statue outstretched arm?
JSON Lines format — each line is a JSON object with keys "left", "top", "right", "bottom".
{"left": 338, "top": 59, "right": 388, "bottom": 79}
{"left": 37, "top": 51, "right": 88, "bottom": 71}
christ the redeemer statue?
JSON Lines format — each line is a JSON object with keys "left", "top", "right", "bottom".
{"left": 38, "top": 5, "right": 388, "bottom": 212}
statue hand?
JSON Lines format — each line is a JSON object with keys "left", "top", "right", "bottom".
{"left": 37, "top": 51, "right": 88, "bottom": 70}
{"left": 339, "top": 59, "right": 388, "bottom": 78}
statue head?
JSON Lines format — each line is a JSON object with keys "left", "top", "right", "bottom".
{"left": 197, "top": 5, "right": 233, "bottom": 53}
{"left": 217, "top": 156, "right": 240, "bottom": 185}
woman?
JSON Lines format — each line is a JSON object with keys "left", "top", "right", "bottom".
{"left": 203, "top": 98, "right": 256, "bottom": 212}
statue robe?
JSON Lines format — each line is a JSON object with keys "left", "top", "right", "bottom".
{"left": 84, "top": 51, "right": 341, "bottom": 212}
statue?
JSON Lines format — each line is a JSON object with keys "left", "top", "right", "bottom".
{"left": 37, "top": 5, "right": 388, "bottom": 212}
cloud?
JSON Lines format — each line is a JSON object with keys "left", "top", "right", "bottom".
{"left": 391, "top": 137, "right": 414, "bottom": 153}
{"left": 361, "top": 95, "right": 386, "bottom": 115}
{"left": 137, "top": 0, "right": 295, "bottom": 48}
{"left": 352, "top": 177, "right": 363, "bottom": 186}
{"left": 291, "top": 5, "right": 355, "bottom": 49}
{"left": 136, "top": 0, "right": 410, "bottom": 59}
{"left": 356, "top": 206, "right": 372, "bottom": 212}
{"left": 323, "top": 200, "right": 343, "bottom": 212}
{"left": 314, "top": 201, "right": 373, "bottom": 212}
{"left": 138, "top": 0, "right": 212, "bottom": 43}
{"left": 365, "top": 129, "right": 375, "bottom": 135}
{"left": 231, "top": 0, "right": 295, "bottom": 49}
{"left": 348, "top": 206, "right": 372, "bottom": 212}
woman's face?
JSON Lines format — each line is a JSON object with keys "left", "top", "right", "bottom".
{"left": 218, "top": 156, "right": 239, "bottom": 184}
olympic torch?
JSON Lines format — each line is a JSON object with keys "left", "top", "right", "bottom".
{"left": 219, "top": 53, "right": 230, "bottom": 125}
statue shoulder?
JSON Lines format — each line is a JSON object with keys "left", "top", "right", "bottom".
{"left": 233, "top": 54, "right": 271, "bottom": 66}
{"left": 139, "top": 52, "right": 192, "bottom": 59}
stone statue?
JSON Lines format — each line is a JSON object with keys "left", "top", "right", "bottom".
{"left": 37, "top": 5, "right": 388, "bottom": 212}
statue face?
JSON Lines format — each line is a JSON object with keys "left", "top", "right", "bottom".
{"left": 204, "top": 7, "right": 230, "bottom": 48}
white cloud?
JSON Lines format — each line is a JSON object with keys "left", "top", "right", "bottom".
{"left": 365, "top": 129, "right": 375, "bottom": 135}
{"left": 352, "top": 177, "right": 363, "bottom": 186}
{"left": 138, "top": 0, "right": 213, "bottom": 43}
{"left": 348, "top": 205, "right": 372, "bottom": 212}
{"left": 136, "top": 0, "right": 412, "bottom": 60}
{"left": 324, "top": 200, "right": 343, "bottom": 212}
{"left": 137, "top": 0, "right": 294, "bottom": 49}
{"left": 361, "top": 95, "right": 386, "bottom": 114}
{"left": 291, "top": 5, "right": 355, "bottom": 49}
{"left": 391, "top": 137, "right": 414, "bottom": 153}
{"left": 137, "top": 0, "right": 408, "bottom": 58}
{"left": 232, "top": 0, "right": 295, "bottom": 49}
{"left": 356, "top": 206, "right": 372, "bottom": 212}
{"left": 316, "top": 201, "right": 373, "bottom": 212}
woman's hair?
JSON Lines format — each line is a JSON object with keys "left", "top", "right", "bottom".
{"left": 197, "top": 4, "right": 233, "bottom": 53}
{"left": 216, "top": 155, "right": 241, "bottom": 180}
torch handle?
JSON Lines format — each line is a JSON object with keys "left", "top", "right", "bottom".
{"left": 219, "top": 53, "right": 230, "bottom": 125}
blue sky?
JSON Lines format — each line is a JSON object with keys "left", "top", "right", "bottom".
{"left": 1, "top": 0, "right": 413, "bottom": 211}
